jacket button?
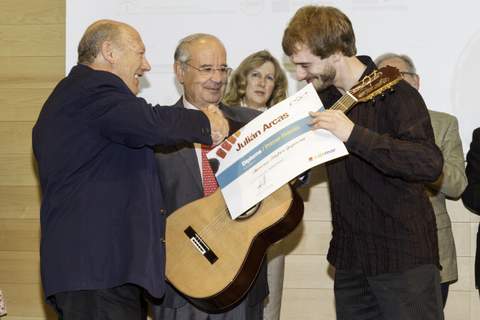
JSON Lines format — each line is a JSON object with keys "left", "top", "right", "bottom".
{"left": 160, "top": 208, "right": 166, "bottom": 214}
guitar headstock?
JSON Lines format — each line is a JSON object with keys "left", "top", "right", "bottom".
{"left": 349, "top": 65, "right": 402, "bottom": 103}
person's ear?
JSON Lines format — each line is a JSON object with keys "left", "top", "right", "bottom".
{"left": 174, "top": 61, "right": 185, "bottom": 84}
{"left": 100, "top": 41, "right": 116, "bottom": 64}
{"left": 414, "top": 74, "right": 421, "bottom": 91}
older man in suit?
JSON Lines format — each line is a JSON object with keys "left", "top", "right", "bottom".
{"left": 32, "top": 20, "right": 228, "bottom": 318}
{"left": 152, "top": 33, "right": 267, "bottom": 319}
{"left": 376, "top": 53, "right": 468, "bottom": 306}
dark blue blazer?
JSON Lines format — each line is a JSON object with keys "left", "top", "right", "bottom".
{"left": 32, "top": 64, "right": 212, "bottom": 300}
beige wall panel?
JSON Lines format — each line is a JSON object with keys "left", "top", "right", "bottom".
{"left": 0, "top": 0, "right": 64, "bottom": 25}
{"left": 298, "top": 186, "right": 332, "bottom": 221}
{"left": 469, "top": 290, "right": 480, "bottom": 319}
{"left": 284, "top": 254, "right": 333, "bottom": 290}
{"left": 447, "top": 198, "right": 477, "bottom": 222}
{"left": 0, "top": 251, "right": 40, "bottom": 284}
{"left": 0, "top": 283, "right": 55, "bottom": 318}
{"left": 0, "top": 57, "right": 64, "bottom": 89}
{"left": 281, "top": 288, "right": 335, "bottom": 320}
{"left": 452, "top": 222, "right": 471, "bottom": 257}
{"left": 287, "top": 220, "right": 331, "bottom": 255}
{"left": 0, "top": 88, "right": 48, "bottom": 121}
{"left": 0, "top": 154, "right": 39, "bottom": 186}
{"left": 0, "top": 186, "right": 41, "bottom": 219}
{"left": 0, "top": 219, "right": 40, "bottom": 252}
{"left": 0, "top": 25, "right": 64, "bottom": 57}
{"left": 470, "top": 222, "right": 478, "bottom": 257}
{"left": 451, "top": 256, "right": 475, "bottom": 291}
{"left": 444, "top": 291, "right": 471, "bottom": 320}
{"left": 0, "top": 122, "right": 35, "bottom": 154}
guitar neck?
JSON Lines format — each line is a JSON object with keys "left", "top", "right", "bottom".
{"left": 327, "top": 66, "right": 402, "bottom": 113}
{"left": 329, "top": 91, "right": 358, "bottom": 114}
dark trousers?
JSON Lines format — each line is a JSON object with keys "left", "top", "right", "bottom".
{"left": 440, "top": 282, "right": 449, "bottom": 308}
{"left": 334, "top": 264, "right": 444, "bottom": 320}
{"left": 50, "top": 284, "right": 148, "bottom": 320}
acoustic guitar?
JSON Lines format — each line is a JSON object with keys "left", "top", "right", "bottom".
{"left": 165, "top": 65, "right": 402, "bottom": 312}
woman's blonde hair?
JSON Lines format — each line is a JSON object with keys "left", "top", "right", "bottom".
{"left": 223, "top": 50, "right": 288, "bottom": 108}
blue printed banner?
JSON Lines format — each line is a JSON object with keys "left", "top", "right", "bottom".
{"left": 207, "top": 84, "right": 348, "bottom": 219}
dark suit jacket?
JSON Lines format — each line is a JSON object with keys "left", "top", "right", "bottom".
{"left": 32, "top": 65, "right": 212, "bottom": 300}
{"left": 154, "top": 99, "right": 268, "bottom": 310}
{"left": 463, "top": 128, "right": 480, "bottom": 213}
{"left": 462, "top": 127, "right": 480, "bottom": 287}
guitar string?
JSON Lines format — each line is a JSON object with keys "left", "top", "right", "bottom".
{"left": 173, "top": 208, "right": 235, "bottom": 277}
{"left": 173, "top": 200, "right": 232, "bottom": 269}
{"left": 330, "top": 93, "right": 355, "bottom": 112}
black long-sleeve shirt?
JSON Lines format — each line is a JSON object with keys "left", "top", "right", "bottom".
{"left": 320, "top": 56, "right": 443, "bottom": 275}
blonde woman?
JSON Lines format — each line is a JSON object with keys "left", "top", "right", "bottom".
{"left": 224, "top": 50, "right": 287, "bottom": 111}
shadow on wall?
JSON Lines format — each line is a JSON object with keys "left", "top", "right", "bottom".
{"left": 452, "top": 28, "right": 480, "bottom": 153}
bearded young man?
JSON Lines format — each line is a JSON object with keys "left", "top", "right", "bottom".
{"left": 282, "top": 6, "right": 445, "bottom": 320}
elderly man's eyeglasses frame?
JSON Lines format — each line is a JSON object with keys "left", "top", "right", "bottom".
{"left": 184, "top": 62, "right": 232, "bottom": 78}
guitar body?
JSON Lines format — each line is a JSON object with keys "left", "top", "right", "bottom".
{"left": 165, "top": 183, "right": 304, "bottom": 312}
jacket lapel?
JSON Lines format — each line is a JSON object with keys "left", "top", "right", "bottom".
{"left": 178, "top": 144, "right": 203, "bottom": 191}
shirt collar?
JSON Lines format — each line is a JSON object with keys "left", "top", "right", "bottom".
{"left": 182, "top": 96, "right": 199, "bottom": 111}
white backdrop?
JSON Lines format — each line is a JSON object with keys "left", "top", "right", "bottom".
{"left": 67, "top": 0, "right": 480, "bottom": 152}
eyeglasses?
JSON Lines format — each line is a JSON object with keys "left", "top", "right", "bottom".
{"left": 184, "top": 62, "right": 232, "bottom": 78}
{"left": 400, "top": 71, "right": 417, "bottom": 78}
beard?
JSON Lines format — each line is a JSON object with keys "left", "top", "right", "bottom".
{"left": 310, "top": 64, "right": 336, "bottom": 92}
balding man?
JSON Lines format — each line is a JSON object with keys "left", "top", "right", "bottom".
{"left": 152, "top": 33, "right": 268, "bottom": 320}
{"left": 375, "top": 53, "right": 467, "bottom": 307}
{"left": 33, "top": 20, "right": 228, "bottom": 318}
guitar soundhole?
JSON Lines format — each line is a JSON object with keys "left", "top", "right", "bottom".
{"left": 237, "top": 201, "right": 262, "bottom": 220}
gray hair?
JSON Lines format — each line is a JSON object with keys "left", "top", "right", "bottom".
{"left": 77, "top": 20, "right": 125, "bottom": 65}
{"left": 374, "top": 53, "right": 417, "bottom": 74}
{"left": 174, "top": 33, "right": 220, "bottom": 65}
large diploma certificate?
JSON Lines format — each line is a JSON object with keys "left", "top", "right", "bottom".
{"left": 208, "top": 84, "right": 348, "bottom": 219}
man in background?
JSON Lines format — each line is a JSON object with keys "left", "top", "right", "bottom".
{"left": 376, "top": 53, "right": 467, "bottom": 307}
{"left": 152, "top": 33, "right": 267, "bottom": 319}
{"left": 462, "top": 128, "right": 480, "bottom": 294}
{"left": 282, "top": 5, "right": 444, "bottom": 319}
{"left": 33, "top": 20, "right": 228, "bottom": 318}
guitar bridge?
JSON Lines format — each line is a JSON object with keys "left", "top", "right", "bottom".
{"left": 184, "top": 226, "right": 218, "bottom": 264}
